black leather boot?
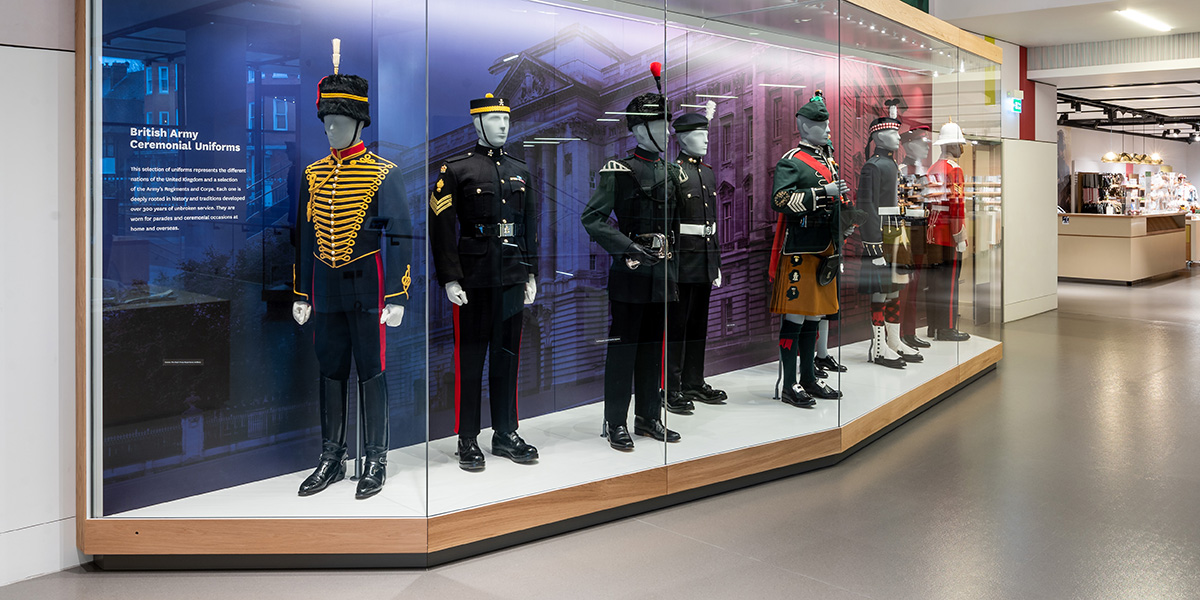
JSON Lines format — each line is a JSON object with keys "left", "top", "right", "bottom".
{"left": 633, "top": 416, "right": 681, "bottom": 442}
{"left": 665, "top": 391, "right": 695, "bottom": 415}
{"left": 299, "top": 377, "right": 348, "bottom": 497}
{"left": 356, "top": 373, "right": 389, "bottom": 499}
{"left": 492, "top": 430, "right": 539, "bottom": 463}
{"left": 601, "top": 421, "right": 634, "bottom": 451}
{"left": 457, "top": 436, "right": 486, "bottom": 471}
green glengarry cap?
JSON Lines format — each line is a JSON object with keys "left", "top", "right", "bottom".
{"left": 796, "top": 92, "right": 829, "bottom": 122}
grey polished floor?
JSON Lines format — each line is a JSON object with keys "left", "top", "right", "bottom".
{"left": 8, "top": 273, "right": 1200, "bottom": 599}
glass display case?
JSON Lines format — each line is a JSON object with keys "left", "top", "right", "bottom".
{"left": 79, "top": 0, "right": 1004, "bottom": 564}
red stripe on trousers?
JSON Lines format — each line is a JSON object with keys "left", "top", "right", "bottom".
{"left": 452, "top": 304, "right": 461, "bottom": 434}
{"left": 515, "top": 327, "right": 522, "bottom": 418}
{"left": 948, "top": 253, "right": 961, "bottom": 329}
{"left": 376, "top": 254, "right": 386, "bottom": 371}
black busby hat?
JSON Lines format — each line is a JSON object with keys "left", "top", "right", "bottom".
{"left": 796, "top": 93, "right": 829, "bottom": 122}
{"left": 470, "top": 93, "right": 510, "bottom": 115}
{"left": 625, "top": 93, "right": 671, "bottom": 131}
{"left": 673, "top": 113, "right": 709, "bottom": 133}
{"left": 316, "top": 74, "right": 371, "bottom": 127}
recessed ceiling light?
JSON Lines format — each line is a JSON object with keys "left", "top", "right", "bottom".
{"left": 1116, "top": 9, "right": 1172, "bottom": 32}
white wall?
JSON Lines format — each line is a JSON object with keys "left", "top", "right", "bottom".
{"left": 1002, "top": 140, "right": 1059, "bottom": 321}
{"left": 0, "top": 0, "right": 87, "bottom": 588}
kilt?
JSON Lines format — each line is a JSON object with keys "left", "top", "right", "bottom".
{"left": 770, "top": 243, "right": 839, "bottom": 316}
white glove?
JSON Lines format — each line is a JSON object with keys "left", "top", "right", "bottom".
{"left": 872, "top": 257, "right": 887, "bottom": 266}
{"left": 380, "top": 304, "right": 404, "bottom": 327}
{"left": 956, "top": 240, "right": 967, "bottom": 253}
{"left": 824, "top": 180, "right": 850, "bottom": 198}
{"left": 524, "top": 275, "right": 537, "bottom": 305}
{"left": 445, "top": 281, "right": 468, "bottom": 306}
{"left": 713, "top": 268, "right": 722, "bottom": 288}
{"left": 292, "top": 301, "right": 311, "bottom": 325}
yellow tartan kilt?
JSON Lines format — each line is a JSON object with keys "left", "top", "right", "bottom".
{"left": 769, "top": 243, "right": 839, "bottom": 316}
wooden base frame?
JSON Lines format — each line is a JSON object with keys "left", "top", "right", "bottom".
{"left": 80, "top": 345, "right": 1001, "bottom": 565}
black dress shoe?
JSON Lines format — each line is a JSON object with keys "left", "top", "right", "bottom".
{"left": 901, "top": 334, "right": 931, "bottom": 349}
{"left": 456, "top": 436, "right": 486, "bottom": 471}
{"left": 815, "top": 368, "right": 829, "bottom": 379}
{"left": 682, "top": 384, "right": 727, "bottom": 405}
{"left": 800, "top": 380, "right": 842, "bottom": 399}
{"left": 814, "top": 355, "right": 848, "bottom": 373}
{"left": 491, "top": 431, "right": 539, "bottom": 463}
{"left": 665, "top": 391, "right": 695, "bottom": 415}
{"left": 898, "top": 350, "right": 924, "bottom": 363}
{"left": 633, "top": 416, "right": 681, "bottom": 442}
{"left": 298, "top": 457, "right": 345, "bottom": 496}
{"left": 355, "top": 458, "right": 386, "bottom": 499}
{"left": 601, "top": 422, "right": 635, "bottom": 451}
{"left": 781, "top": 385, "right": 816, "bottom": 408}
{"left": 935, "top": 328, "right": 971, "bottom": 341}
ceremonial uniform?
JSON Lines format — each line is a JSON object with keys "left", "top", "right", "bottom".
{"left": 429, "top": 142, "right": 537, "bottom": 438}
{"left": 294, "top": 71, "right": 411, "bottom": 499}
{"left": 665, "top": 113, "right": 723, "bottom": 403}
{"left": 924, "top": 157, "right": 966, "bottom": 334}
{"left": 856, "top": 146, "right": 907, "bottom": 295}
{"left": 581, "top": 144, "right": 682, "bottom": 427}
{"left": 768, "top": 140, "right": 842, "bottom": 317}
{"left": 898, "top": 160, "right": 929, "bottom": 339}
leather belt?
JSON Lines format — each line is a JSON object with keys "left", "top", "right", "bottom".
{"left": 473, "top": 222, "right": 523, "bottom": 237}
{"left": 679, "top": 223, "right": 717, "bottom": 237}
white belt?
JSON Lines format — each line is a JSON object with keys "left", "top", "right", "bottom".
{"left": 905, "top": 208, "right": 927, "bottom": 218}
{"left": 680, "top": 223, "right": 717, "bottom": 237}
{"left": 879, "top": 207, "right": 902, "bottom": 216}
{"left": 931, "top": 205, "right": 950, "bottom": 212}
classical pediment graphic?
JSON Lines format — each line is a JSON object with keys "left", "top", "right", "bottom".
{"left": 493, "top": 55, "right": 577, "bottom": 108}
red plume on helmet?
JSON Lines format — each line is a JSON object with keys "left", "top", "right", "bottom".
{"left": 650, "top": 61, "right": 663, "bottom": 93}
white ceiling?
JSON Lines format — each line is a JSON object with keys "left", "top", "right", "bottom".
{"left": 940, "top": 0, "right": 1200, "bottom": 47}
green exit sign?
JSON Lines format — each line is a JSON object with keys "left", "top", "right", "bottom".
{"left": 1010, "top": 98, "right": 1023, "bottom": 113}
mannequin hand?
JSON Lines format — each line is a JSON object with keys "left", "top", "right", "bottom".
{"left": 380, "top": 304, "right": 404, "bottom": 327}
{"left": 872, "top": 257, "right": 887, "bottom": 267}
{"left": 713, "top": 269, "right": 722, "bottom": 288}
{"left": 445, "top": 281, "right": 468, "bottom": 306}
{"left": 624, "top": 242, "right": 660, "bottom": 270}
{"left": 956, "top": 240, "right": 968, "bottom": 253}
{"left": 292, "top": 301, "right": 311, "bottom": 325}
{"left": 840, "top": 262, "right": 845, "bottom": 274}
{"left": 524, "top": 275, "right": 537, "bottom": 305}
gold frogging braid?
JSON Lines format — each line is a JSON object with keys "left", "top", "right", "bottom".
{"left": 303, "top": 151, "right": 396, "bottom": 268}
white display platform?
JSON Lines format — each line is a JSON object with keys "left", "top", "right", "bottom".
{"left": 110, "top": 331, "right": 999, "bottom": 519}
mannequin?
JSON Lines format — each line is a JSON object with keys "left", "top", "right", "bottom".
{"left": 429, "top": 93, "right": 539, "bottom": 471}
{"left": 856, "top": 106, "right": 921, "bottom": 369}
{"left": 924, "top": 119, "right": 971, "bottom": 341}
{"left": 898, "top": 126, "right": 932, "bottom": 349}
{"left": 665, "top": 110, "right": 727, "bottom": 411}
{"left": 768, "top": 92, "right": 851, "bottom": 407}
{"left": 292, "top": 52, "right": 411, "bottom": 499}
{"left": 581, "top": 83, "right": 684, "bottom": 451}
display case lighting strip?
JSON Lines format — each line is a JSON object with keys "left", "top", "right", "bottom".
{"left": 533, "top": 137, "right": 583, "bottom": 141}
{"left": 759, "top": 83, "right": 806, "bottom": 88}
{"left": 697, "top": 94, "right": 738, "bottom": 99}
{"left": 596, "top": 118, "right": 620, "bottom": 122}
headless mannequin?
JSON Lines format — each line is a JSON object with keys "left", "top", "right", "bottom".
{"left": 444, "top": 112, "right": 538, "bottom": 307}
{"left": 780, "top": 114, "right": 849, "bottom": 396}
{"left": 293, "top": 114, "right": 405, "bottom": 328}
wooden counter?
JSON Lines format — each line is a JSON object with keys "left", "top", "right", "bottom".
{"left": 1058, "top": 212, "right": 1186, "bottom": 284}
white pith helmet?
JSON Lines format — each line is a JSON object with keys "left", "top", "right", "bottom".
{"left": 934, "top": 118, "right": 967, "bottom": 146}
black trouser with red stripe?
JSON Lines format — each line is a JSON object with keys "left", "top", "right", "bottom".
{"left": 313, "top": 308, "right": 386, "bottom": 381}
{"left": 666, "top": 282, "right": 712, "bottom": 394}
{"left": 925, "top": 245, "right": 962, "bottom": 332}
{"left": 453, "top": 284, "right": 524, "bottom": 438}
{"left": 604, "top": 299, "right": 668, "bottom": 427}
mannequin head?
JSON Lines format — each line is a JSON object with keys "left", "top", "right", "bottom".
{"left": 672, "top": 113, "right": 710, "bottom": 157}
{"left": 873, "top": 128, "right": 900, "bottom": 152}
{"left": 942, "top": 142, "right": 965, "bottom": 159}
{"left": 677, "top": 130, "right": 709, "bottom": 157}
{"left": 323, "top": 114, "right": 363, "bottom": 150}
{"left": 474, "top": 112, "right": 510, "bottom": 148}
{"left": 797, "top": 116, "right": 829, "bottom": 147}
{"left": 901, "top": 128, "right": 931, "bottom": 164}
{"left": 632, "top": 120, "right": 670, "bottom": 153}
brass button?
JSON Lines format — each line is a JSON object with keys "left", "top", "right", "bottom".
{"left": 501, "top": 219, "right": 507, "bottom": 224}
{"left": 502, "top": 199, "right": 507, "bottom": 204}
{"left": 476, "top": 188, "right": 482, "bottom": 194}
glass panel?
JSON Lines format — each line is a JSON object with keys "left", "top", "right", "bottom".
{"left": 424, "top": 0, "right": 668, "bottom": 516}
{"left": 836, "top": 3, "right": 966, "bottom": 428}
{"left": 91, "top": 0, "right": 428, "bottom": 518}
{"left": 661, "top": 1, "right": 843, "bottom": 464}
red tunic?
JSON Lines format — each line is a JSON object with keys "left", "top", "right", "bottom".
{"left": 924, "top": 158, "right": 965, "bottom": 248}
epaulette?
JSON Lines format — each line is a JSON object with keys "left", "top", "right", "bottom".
{"left": 443, "top": 152, "right": 473, "bottom": 164}
{"left": 600, "top": 159, "right": 633, "bottom": 173}
{"left": 780, "top": 148, "right": 801, "bottom": 161}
